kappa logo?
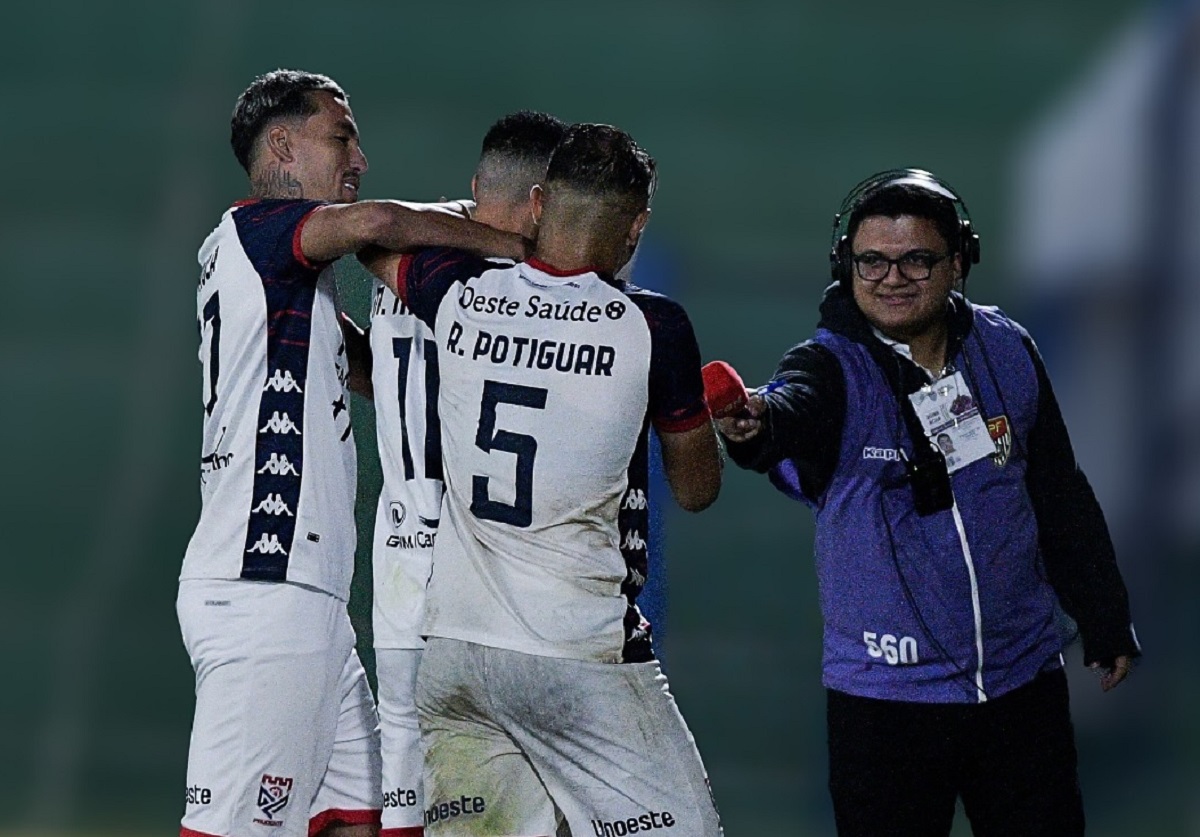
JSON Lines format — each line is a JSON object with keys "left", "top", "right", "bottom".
{"left": 252, "top": 494, "right": 294, "bottom": 516}
{"left": 605, "top": 300, "right": 626, "bottom": 320}
{"left": 247, "top": 534, "right": 288, "bottom": 556}
{"left": 621, "top": 488, "right": 647, "bottom": 510}
{"left": 254, "top": 773, "right": 293, "bottom": 825}
{"left": 621, "top": 529, "right": 646, "bottom": 552}
{"left": 264, "top": 369, "right": 303, "bottom": 393}
{"left": 259, "top": 411, "right": 300, "bottom": 435}
{"left": 258, "top": 453, "right": 299, "bottom": 476}
{"left": 626, "top": 566, "right": 647, "bottom": 588}
{"left": 862, "top": 446, "right": 902, "bottom": 462}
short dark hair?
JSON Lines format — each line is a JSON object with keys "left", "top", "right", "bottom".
{"left": 479, "top": 110, "right": 567, "bottom": 167}
{"left": 474, "top": 111, "right": 568, "bottom": 203}
{"left": 847, "top": 184, "right": 961, "bottom": 253}
{"left": 544, "top": 123, "right": 656, "bottom": 211}
{"left": 230, "top": 69, "right": 346, "bottom": 174}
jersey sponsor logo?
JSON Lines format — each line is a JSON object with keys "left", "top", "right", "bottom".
{"left": 457, "top": 286, "right": 623, "bottom": 324}
{"left": 604, "top": 300, "right": 626, "bottom": 320}
{"left": 986, "top": 414, "right": 1012, "bottom": 467}
{"left": 591, "top": 810, "right": 677, "bottom": 835}
{"left": 247, "top": 533, "right": 288, "bottom": 556}
{"left": 621, "top": 529, "right": 647, "bottom": 552}
{"left": 252, "top": 493, "right": 294, "bottom": 516}
{"left": 259, "top": 411, "right": 300, "bottom": 435}
{"left": 448, "top": 324, "right": 616, "bottom": 377}
{"left": 862, "top": 446, "right": 902, "bottom": 462}
{"left": 621, "top": 488, "right": 647, "bottom": 510}
{"left": 253, "top": 773, "right": 292, "bottom": 826}
{"left": 424, "top": 795, "right": 486, "bottom": 826}
{"left": 390, "top": 501, "right": 407, "bottom": 529}
{"left": 184, "top": 784, "right": 212, "bottom": 805}
{"left": 200, "top": 425, "right": 235, "bottom": 482}
{"left": 258, "top": 453, "right": 299, "bottom": 476}
{"left": 263, "top": 369, "right": 303, "bottom": 393}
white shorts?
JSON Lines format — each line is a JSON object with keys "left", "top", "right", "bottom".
{"left": 177, "top": 579, "right": 382, "bottom": 837}
{"left": 416, "top": 638, "right": 723, "bottom": 837}
{"left": 376, "top": 648, "right": 426, "bottom": 836}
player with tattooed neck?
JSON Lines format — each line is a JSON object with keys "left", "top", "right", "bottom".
{"left": 177, "top": 69, "right": 527, "bottom": 837}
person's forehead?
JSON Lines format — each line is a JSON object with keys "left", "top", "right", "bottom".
{"left": 309, "top": 90, "right": 358, "bottom": 128}
{"left": 853, "top": 214, "right": 945, "bottom": 248}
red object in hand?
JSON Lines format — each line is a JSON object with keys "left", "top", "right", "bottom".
{"left": 702, "top": 361, "right": 750, "bottom": 418}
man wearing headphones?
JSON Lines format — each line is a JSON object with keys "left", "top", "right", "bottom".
{"left": 718, "top": 169, "right": 1140, "bottom": 835}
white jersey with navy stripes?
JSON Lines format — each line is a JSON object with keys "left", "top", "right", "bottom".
{"left": 181, "top": 199, "right": 357, "bottom": 600}
{"left": 399, "top": 250, "right": 710, "bottom": 663}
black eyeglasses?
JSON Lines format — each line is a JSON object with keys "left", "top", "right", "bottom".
{"left": 852, "top": 250, "right": 952, "bottom": 282}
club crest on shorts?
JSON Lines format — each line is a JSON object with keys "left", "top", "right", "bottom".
{"left": 986, "top": 415, "right": 1012, "bottom": 467}
{"left": 256, "top": 774, "right": 293, "bottom": 822}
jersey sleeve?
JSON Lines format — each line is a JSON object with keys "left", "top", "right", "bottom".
{"left": 634, "top": 292, "right": 710, "bottom": 433}
{"left": 397, "top": 247, "right": 496, "bottom": 328}
{"left": 231, "top": 199, "right": 329, "bottom": 282}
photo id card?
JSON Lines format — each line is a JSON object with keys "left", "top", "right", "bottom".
{"left": 907, "top": 371, "right": 996, "bottom": 473}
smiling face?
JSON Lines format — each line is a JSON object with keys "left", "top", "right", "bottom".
{"left": 850, "top": 214, "right": 960, "bottom": 342}
{"left": 286, "top": 90, "right": 368, "bottom": 202}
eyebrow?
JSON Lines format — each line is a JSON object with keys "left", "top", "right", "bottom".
{"left": 334, "top": 118, "right": 359, "bottom": 138}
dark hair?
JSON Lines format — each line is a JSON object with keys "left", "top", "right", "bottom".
{"left": 846, "top": 184, "right": 961, "bottom": 253}
{"left": 480, "top": 110, "right": 568, "bottom": 167}
{"left": 230, "top": 69, "right": 346, "bottom": 174}
{"left": 544, "top": 123, "right": 656, "bottom": 209}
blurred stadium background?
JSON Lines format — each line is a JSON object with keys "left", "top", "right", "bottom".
{"left": 3, "top": 1, "right": 1196, "bottom": 834}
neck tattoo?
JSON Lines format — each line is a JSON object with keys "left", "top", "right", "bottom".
{"left": 253, "top": 164, "right": 304, "bottom": 199}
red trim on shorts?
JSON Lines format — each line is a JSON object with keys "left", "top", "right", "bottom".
{"left": 381, "top": 827, "right": 425, "bottom": 836}
{"left": 181, "top": 827, "right": 225, "bottom": 837}
{"left": 293, "top": 205, "right": 330, "bottom": 270}
{"left": 309, "top": 807, "right": 383, "bottom": 836}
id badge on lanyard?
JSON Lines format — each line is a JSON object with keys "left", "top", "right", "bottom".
{"left": 908, "top": 371, "right": 996, "bottom": 474}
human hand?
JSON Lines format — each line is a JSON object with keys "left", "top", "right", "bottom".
{"left": 716, "top": 394, "right": 765, "bottom": 442}
{"left": 1090, "top": 655, "right": 1133, "bottom": 692}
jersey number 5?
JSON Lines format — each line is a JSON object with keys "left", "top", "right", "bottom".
{"left": 470, "top": 380, "right": 547, "bottom": 528}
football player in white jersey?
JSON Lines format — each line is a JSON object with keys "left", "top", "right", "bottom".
{"left": 178, "top": 69, "right": 528, "bottom": 837}
{"left": 364, "top": 111, "right": 568, "bottom": 837}
{"left": 370, "top": 123, "right": 725, "bottom": 836}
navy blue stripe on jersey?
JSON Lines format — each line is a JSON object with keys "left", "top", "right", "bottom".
{"left": 620, "top": 417, "right": 654, "bottom": 663}
{"left": 399, "top": 247, "right": 497, "bottom": 327}
{"left": 624, "top": 285, "right": 710, "bottom": 432}
{"left": 233, "top": 200, "right": 325, "bottom": 580}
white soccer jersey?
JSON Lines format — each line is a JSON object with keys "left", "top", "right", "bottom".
{"left": 399, "top": 250, "right": 710, "bottom": 663}
{"left": 181, "top": 199, "right": 357, "bottom": 600}
{"left": 368, "top": 278, "right": 445, "bottom": 648}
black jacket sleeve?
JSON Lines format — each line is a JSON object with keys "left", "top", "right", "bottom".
{"left": 1022, "top": 335, "right": 1141, "bottom": 666}
{"left": 725, "top": 341, "right": 846, "bottom": 498}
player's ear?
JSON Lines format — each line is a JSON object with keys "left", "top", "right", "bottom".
{"left": 627, "top": 208, "right": 651, "bottom": 247}
{"left": 530, "top": 184, "right": 544, "bottom": 227}
{"left": 264, "top": 124, "right": 293, "bottom": 164}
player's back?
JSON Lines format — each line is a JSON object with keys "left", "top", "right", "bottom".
{"left": 404, "top": 252, "right": 701, "bottom": 663}
{"left": 183, "top": 199, "right": 357, "bottom": 600}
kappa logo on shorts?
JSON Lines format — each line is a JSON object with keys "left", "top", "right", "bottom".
{"left": 253, "top": 773, "right": 293, "bottom": 826}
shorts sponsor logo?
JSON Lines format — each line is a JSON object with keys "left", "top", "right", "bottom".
{"left": 424, "top": 795, "right": 486, "bottom": 825}
{"left": 253, "top": 773, "right": 292, "bottom": 826}
{"left": 591, "top": 810, "right": 677, "bottom": 835}
{"left": 862, "top": 446, "right": 901, "bottom": 462}
{"left": 184, "top": 784, "right": 212, "bottom": 805}
{"left": 384, "top": 787, "right": 419, "bottom": 808}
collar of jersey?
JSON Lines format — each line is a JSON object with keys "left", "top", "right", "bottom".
{"left": 526, "top": 257, "right": 602, "bottom": 278}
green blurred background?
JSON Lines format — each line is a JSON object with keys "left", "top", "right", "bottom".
{"left": 4, "top": 1, "right": 1193, "bottom": 834}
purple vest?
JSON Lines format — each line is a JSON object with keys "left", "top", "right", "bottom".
{"left": 773, "top": 306, "right": 1063, "bottom": 703}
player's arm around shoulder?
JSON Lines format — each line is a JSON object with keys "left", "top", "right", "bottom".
{"left": 657, "top": 419, "right": 722, "bottom": 512}
{"left": 299, "top": 199, "right": 527, "bottom": 270}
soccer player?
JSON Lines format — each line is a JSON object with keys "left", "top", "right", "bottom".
{"left": 376, "top": 123, "right": 724, "bottom": 836}
{"left": 363, "top": 110, "right": 567, "bottom": 837}
{"left": 177, "top": 69, "right": 526, "bottom": 837}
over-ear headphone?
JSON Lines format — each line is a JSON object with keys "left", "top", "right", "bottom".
{"left": 829, "top": 168, "right": 981, "bottom": 285}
